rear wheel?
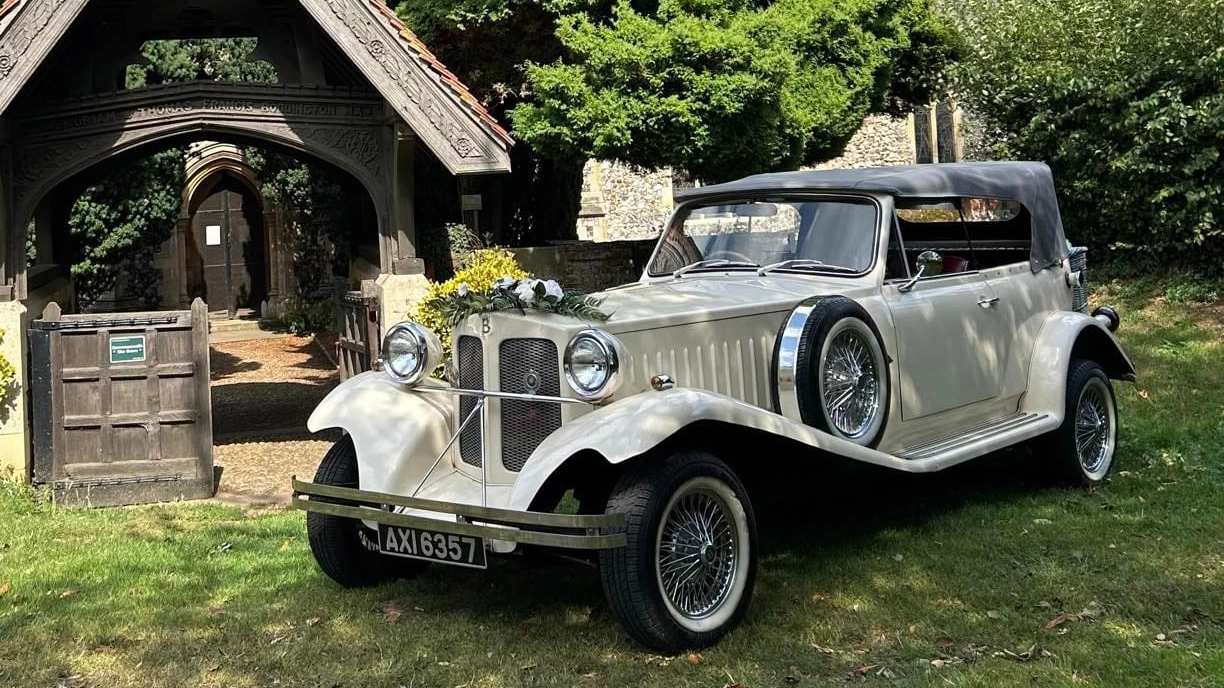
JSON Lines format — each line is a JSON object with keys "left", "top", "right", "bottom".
{"left": 600, "top": 451, "right": 757, "bottom": 652}
{"left": 1036, "top": 359, "right": 1119, "bottom": 487}
{"left": 306, "top": 437, "right": 424, "bottom": 587}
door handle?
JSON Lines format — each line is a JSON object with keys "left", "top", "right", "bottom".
{"left": 977, "top": 296, "right": 1000, "bottom": 308}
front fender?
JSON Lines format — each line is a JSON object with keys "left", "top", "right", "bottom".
{"left": 1021, "top": 311, "right": 1136, "bottom": 420}
{"left": 308, "top": 372, "right": 454, "bottom": 495}
{"left": 506, "top": 387, "right": 899, "bottom": 511}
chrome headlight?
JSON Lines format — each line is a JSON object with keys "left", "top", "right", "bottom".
{"left": 564, "top": 329, "right": 622, "bottom": 401}
{"left": 381, "top": 322, "right": 442, "bottom": 385}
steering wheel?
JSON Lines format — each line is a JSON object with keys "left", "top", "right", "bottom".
{"left": 703, "top": 249, "right": 755, "bottom": 264}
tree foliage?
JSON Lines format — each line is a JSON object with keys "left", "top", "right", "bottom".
{"left": 945, "top": 0, "right": 1224, "bottom": 269}
{"left": 126, "top": 38, "right": 277, "bottom": 88}
{"left": 509, "top": 0, "right": 953, "bottom": 181}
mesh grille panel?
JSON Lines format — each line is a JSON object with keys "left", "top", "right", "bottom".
{"left": 457, "top": 336, "right": 483, "bottom": 467}
{"left": 499, "top": 339, "right": 562, "bottom": 472}
{"left": 1070, "top": 247, "right": 1089, "bottom": 313}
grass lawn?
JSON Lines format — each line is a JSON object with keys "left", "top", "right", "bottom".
{"left": 2, "top": 277, "right": 1222, "bottom": 688}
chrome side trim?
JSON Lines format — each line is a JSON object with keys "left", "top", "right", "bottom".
{"left": 774, "top": 296, "right": 823, "bottom": 420}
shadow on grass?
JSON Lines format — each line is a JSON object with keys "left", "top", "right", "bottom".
{"left": 4, "top": 435, "right": 1220, "bottom": 687}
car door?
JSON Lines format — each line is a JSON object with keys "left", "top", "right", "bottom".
{"left": 884, "top": 273, "right": 1008, "bottom": 420}
{"left": 883, "top": 199, "right": 1012, "bottom": 421}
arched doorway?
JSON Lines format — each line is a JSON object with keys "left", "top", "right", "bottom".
{"left": 186, "top": 172, "right": 268, "bottom": 318}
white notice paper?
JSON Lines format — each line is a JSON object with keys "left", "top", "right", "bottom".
{"left": 206, "top": 225, "right": 222, "bottom": 245}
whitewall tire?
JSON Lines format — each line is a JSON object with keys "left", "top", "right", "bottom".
{"left": 1037, "top": 359, "right": 1119, "bottom": 486}
{"left": 600, "top": 451, "right": 757, "bottom": 651}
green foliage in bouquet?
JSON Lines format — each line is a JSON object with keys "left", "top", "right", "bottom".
{"left": 427, "top": 277, "right": 611, "bottom": 330}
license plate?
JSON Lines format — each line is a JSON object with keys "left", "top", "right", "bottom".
{"left": 378, "top": 524, "right": 487, "bottom": 569}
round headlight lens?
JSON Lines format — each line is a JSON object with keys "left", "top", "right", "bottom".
{"left": 381, "top": 323, "right": 437, "bottom": 385}
{"left": 564, "top": 330, "right": 621, "bottom": 400}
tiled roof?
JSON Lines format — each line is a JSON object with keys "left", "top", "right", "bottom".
{"left": 366, "top": 0, "right": 514, "bottom": 147}
{"left": 0, "top": 0, "right": 513, "bottom": 147}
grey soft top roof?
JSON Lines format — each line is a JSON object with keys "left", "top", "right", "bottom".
{"left": 674, "top": 162, "right": 1068, "bottom": 272}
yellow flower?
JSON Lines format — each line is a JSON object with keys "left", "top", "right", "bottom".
{"left": 412, "top": 249, "right": 529, "bottom": 358}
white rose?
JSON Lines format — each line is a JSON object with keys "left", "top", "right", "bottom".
{"left": 493, "top": 276, "right": 517, "bottom": 291}
{"left": 542, "top": 279, "right": 564, "bottom": 299}
{"left": 513, "top": 280, "right": 538, "bottom": 305}
{"left": 457, "top": 282, "right": 469, "bottom": 297}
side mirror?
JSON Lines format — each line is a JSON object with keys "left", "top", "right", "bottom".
{"left": 916, "top": 250, "right": 943, "bottom": 277}
{"left": 897, "top": 250, "right": 943, "bottom": 293}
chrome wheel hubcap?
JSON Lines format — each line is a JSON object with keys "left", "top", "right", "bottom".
{"left": 657, "top": 489, "right": 737, "bottom": 620}
{"left": 822, "top": 329, "right": 880, "bottom": 438}
{"left": 1076, "top": 379, "right": 1114, "bottom": 475}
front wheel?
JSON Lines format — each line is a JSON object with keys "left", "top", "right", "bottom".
{"left": 600, "top": 451, "right": 757, "bottom": 652}
{"left": 306, "top": 437, "right": 424, "bottom": 587}
{"left": 1036, "top": 359, "right": 1119, "bottom": 487}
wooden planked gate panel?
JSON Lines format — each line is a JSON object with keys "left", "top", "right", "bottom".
{"left": 28, "top": 299, "right": 215, "bottom": 507}
{"left": 336, "top": 290, "right": 380, "bottom": 380}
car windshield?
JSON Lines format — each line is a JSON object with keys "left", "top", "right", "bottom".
{"left": 648, "top": 197, "right": 878, "bottom": 276}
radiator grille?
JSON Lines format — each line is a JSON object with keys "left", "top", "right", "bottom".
{"left": 499, "top": 339, "right": 562, "bottom": 472}
{"left": 457, "top": 336, "right": 484, "bottom": 468}
{"left": 1070, "top": 246, "right": 1089, "bottom": 313}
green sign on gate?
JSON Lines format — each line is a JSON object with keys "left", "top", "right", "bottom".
{"left": 109, "top": 335, "right": 146, "bottom": 364}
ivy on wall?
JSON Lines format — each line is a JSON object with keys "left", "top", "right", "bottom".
{"left": 67, "top": 149, "right": 186, "bottom": 309}
{"left": 244, "top": 148, "right": 355, "bottom": 299}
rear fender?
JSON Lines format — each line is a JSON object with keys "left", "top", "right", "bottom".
{"left": 307, "top": 372, "right": 455, "bottom": 495}
{"left": 1021, "top": 312, "right": 1136, "bottom": 421}
{"left": 506, "top": 387, "right": 897, "bottom": 511}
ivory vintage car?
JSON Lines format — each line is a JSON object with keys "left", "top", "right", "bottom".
{"left": 292, "top": 162, "right": 1134, "bottom": 651}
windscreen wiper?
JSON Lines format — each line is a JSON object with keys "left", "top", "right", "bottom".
{"left": 673, "top": 259, "right": 760, "bottom": 277}
{"left": 758, "top": 259, "right": 858, "bottom": 276}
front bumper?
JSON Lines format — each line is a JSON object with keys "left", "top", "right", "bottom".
{"left": 291, "top": 477, "right": 627, "bottom": 550}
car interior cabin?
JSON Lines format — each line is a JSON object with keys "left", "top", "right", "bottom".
{"left": 887, "top": 197, "right": 1034, "bottom": 279}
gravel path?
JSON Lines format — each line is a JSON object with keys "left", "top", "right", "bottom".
{"left": 209, "top": 335, "right": 341, "bottom": 507}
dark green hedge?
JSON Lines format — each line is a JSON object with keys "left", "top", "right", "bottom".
{"left": 947, "top": 0, "right": 1224, "bottom": 272}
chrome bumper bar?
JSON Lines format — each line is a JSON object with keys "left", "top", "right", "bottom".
{"left": 291, "top": 477, "right": 627, "bottom": 550}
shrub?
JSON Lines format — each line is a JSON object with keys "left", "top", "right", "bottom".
{"left": 0, "top": 327, "right": 14, "bottom": 407}
{"left": 445, "top": 223, "right": 493, "bottom": 263}
{"left": 412, "top": 249, "right": 529, "bottom": 358}
{"left": 510, "top": 0, "right": 954, "bottom": 182}
{"left": 945, "top": 0, "right": 1224, "bottom": 272}
{"left": 279, "top": 297, "right": 335, "bottom": 336}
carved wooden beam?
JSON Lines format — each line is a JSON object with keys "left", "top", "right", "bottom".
{"left": 296, "top": 0, "right": 512, "bottom": 175}
{"left": 0, "top": 0, "right": 92, "bottom": 116}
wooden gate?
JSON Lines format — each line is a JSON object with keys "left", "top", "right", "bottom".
{"left": 336, "top": 290, "right": 380, "bottom": 380}
{"left": 28, "top": 299, "right": 215, "bottom": 507}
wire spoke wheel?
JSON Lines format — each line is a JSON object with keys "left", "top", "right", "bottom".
{"left": 656, "top": 487, "right": 739, "bottom": 621}
{"left": 1075, "top": 377, "right": 1115, "bottom": 475}
{"left": 820, "top": 328, "right": 881, "bottom": 439}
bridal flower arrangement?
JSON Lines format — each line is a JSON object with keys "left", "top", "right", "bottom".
{"left": 429, "top": 275, "right": 611, "bottom": 328}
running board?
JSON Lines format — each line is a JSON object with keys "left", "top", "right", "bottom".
{"left": 898, "top": 413, "right": 1053, "bottom": 462}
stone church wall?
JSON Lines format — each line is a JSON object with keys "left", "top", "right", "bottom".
{"left": 574, "top": 114, "right": 917, "bottom": 243}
